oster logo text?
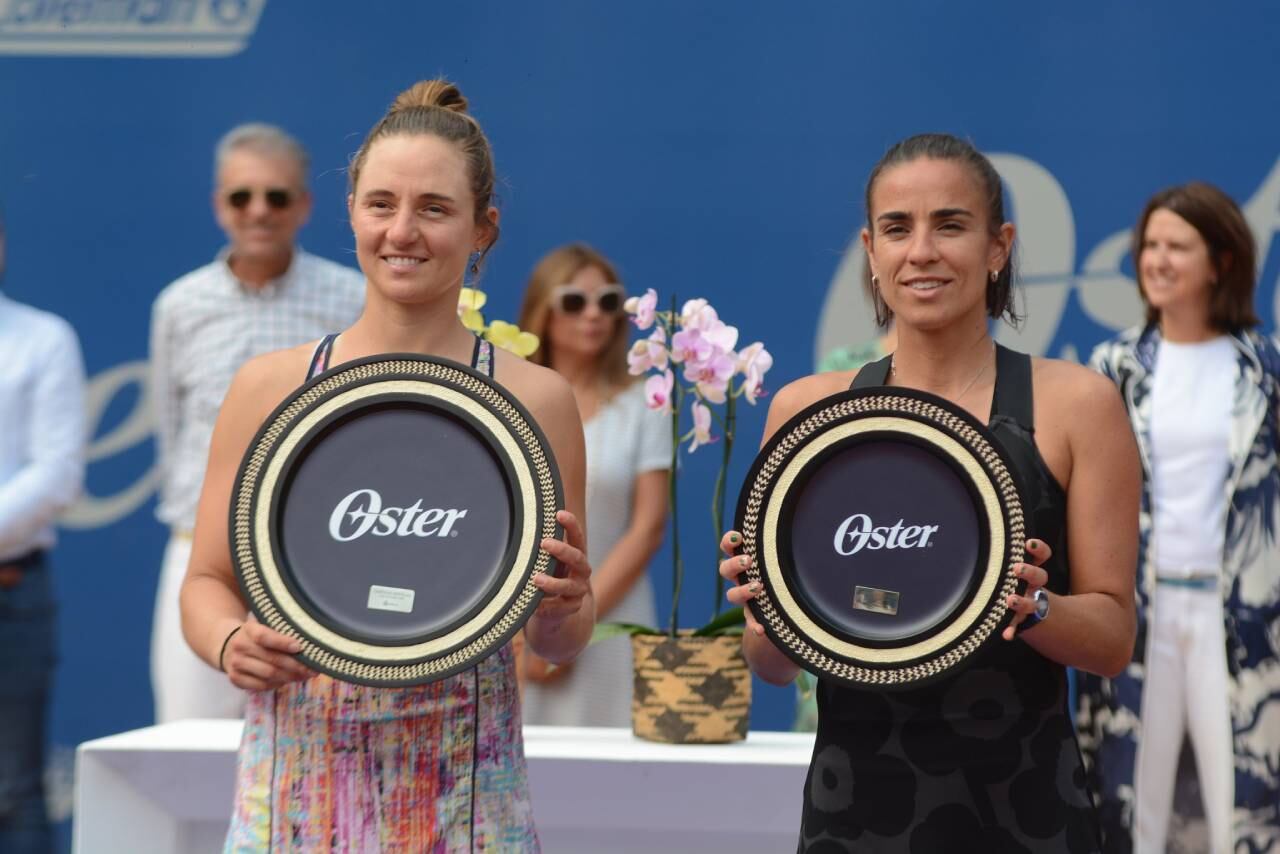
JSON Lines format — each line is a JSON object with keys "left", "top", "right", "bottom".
{"left": 329, "top": 489, "right": 467, "bottom": 542}
{"left": 833, "top": 514, "right": 939, "bottom": 555}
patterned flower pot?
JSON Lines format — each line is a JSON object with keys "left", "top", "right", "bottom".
{"left": 630, "top": 632, "right": 751, "bottom": 744}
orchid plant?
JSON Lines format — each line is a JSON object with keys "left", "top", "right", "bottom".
{"left": 620, "top": 289, "right": 773, "bottom": 637}
{"left": 458, "top": 287, "right": 540, "bottom": 357}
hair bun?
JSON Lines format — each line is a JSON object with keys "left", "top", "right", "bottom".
{"left": 390, "top": 80, "right": 469, "bottom": 115}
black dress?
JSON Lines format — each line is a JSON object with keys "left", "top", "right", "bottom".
{"left": 797, "top": 345, "right": 1102, "bottom": 853}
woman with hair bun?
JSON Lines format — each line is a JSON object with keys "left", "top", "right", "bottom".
{"left": 179, "top": 79, "right": 594, "bottom": 851}
{"left": 720, "top": 133, "right": 1141, "bottom": 852}
{"left": 1078, "top": 182, "right": 1280, "bottom": 854}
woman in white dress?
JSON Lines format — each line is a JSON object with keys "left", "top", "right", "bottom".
{"left": 516, "top": 243, "right": 670, "bottom": 726}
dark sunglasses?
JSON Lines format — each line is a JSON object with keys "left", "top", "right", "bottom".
{"left": 226, "top": 187, "right": 293, "bottom": 210}
{"left": 551, "top": 283, "right": 626, "bottom": 315}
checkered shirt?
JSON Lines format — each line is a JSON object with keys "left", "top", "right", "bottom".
{"left": 149, "top": 248, "right": 365, "bottom": 530}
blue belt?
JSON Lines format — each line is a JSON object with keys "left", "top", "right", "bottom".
{"left": 1155, "top": 575, "right": 1218, "bottom": 591}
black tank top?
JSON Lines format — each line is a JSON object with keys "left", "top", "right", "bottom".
{"left": 796, "top": 345, "right": 1101, "bottom": 854}
{"left": 307, "top": 333, "right": 496, "bottom": 381}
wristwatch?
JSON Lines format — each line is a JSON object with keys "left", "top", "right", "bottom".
{"left": 1017, "top": 588, "right": 1049, "bottom": 634}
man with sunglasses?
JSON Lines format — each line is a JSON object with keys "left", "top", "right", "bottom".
{"left": 148, "top": 123, "right": 364, "bottom": 723}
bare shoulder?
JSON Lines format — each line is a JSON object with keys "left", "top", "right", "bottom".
{"left": 1031, "top": 357, "right": 1123, "bottom": 414}
{"left": 225, "top": 343, "right": 316, "bottom": 429}
{"left": 490, "top": 350, "right": 578, "bottom": 431}
{"left": 763, "top": 371, "right": 857, "bottom": 440}
{"left": 774, "top": 371, "right": 855, "bottom": 413}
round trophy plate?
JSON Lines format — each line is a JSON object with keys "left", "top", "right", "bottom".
{"left": 230, "top": 353, "right": 562, "bottom": 687}
{"left": 734, "top": 386, "right": 1025, "bottom": 690}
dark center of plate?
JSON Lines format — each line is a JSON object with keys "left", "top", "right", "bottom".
{"left": 275, "top": 400, "right": 514, "bottom": 645}
{"left": 783, "top": 435, "right": 984, "bottom": 645}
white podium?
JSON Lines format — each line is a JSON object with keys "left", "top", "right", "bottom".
{"left": 75, "top": 721, "right": 813, "bottom": 853}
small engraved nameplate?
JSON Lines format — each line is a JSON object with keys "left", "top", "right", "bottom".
{"left": 853, "top": 585, "right": 900, "bottom": 616}
{"left": 368, "top": 585, "right": 416, "bottom": 614}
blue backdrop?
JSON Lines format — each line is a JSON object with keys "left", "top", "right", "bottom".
{"left": 3, "top": 0, "right": 1280, "bottom": 837}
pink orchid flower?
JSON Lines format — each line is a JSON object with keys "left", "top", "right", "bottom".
{"left": 736, "top": 342, "right": 774, "bottom": 404}
{"left": 683, "top": 348, "right": 736, "bottom": 404}
{"left": 689, "top": 400, "right": 716, "bottom": 452}
{"left": 669, "top": 326, "right": 711, "bottom": 366}
{"left": 705, "top": 320, "right": 739, "bottom": 354}
{"left": 681, "top": 298, "right": 726, "bottom": 330}
{"left": 644, "top": 369, "right": 675, "bottom": 414}
{"left": 627, "top": 327, "right": 668, "bottom": 375}
{"left": 624, "top": 288, "right": 659, "bottom": 330}
{"left": 680, "top": 299, "right": 738, "bottom": 348}
{"left": 670, "top": 319, "right": 737, "bottom": 364}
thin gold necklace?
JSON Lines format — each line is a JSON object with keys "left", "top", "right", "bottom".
{"left": 890, "top": 341, "right": 995, "bottom": 400}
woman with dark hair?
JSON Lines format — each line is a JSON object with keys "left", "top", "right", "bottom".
{"left": 515, "top": 243, "right": 669, "bottom": 727}
{"left": 720, "top": 133, "right": 1141, "bottom": 852}
{"left": 179, "top": 80, "right": 594, "bottom": 851}
{"left": 1077, "top": 182, "right": 1280, "bottom": 853}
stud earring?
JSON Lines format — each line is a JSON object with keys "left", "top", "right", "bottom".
{"left": 989, "top": 270, "right": 998, "bottom": 283}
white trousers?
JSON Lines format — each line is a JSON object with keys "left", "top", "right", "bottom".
{"left": 1134, "top": 583, "right": 1234, "bottom": 854}
{"left": 150, "top": 533, "right": 245, "bottom": 723}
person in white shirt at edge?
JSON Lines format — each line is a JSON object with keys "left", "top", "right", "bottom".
{"left": 148, "top": 124, "right": 365, "bottom": 723}
{"left": 1078, "top": 182, "right": 1280, "bottom": 854}
{"left": 514, "top": 244, "right": 670, "bottom": 726}
{"left": 0, "top": 206, "right": 87, "bottom": 854}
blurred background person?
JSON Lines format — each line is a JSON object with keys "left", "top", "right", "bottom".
{"left": 148, "top": 123, "right": 364, "bottom": 723}
{"left": 1078, "top": 182, "right": 1280, "bottom": 853}
{"left": 0, "top": 205, "right": 87, "bottom": 853}
{"left": 516, "top": 243, "right": 669, "bottom": 727}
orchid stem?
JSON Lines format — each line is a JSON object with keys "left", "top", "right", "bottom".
{"left": 711, "top": 391, "right": 735, "bottom": 617}
{"left": 667, "top": 296, "right": 683, "bottom": 636}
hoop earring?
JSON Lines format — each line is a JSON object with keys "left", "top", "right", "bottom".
{"left": 870, "top": 277, "right": 891, "bottom": 327}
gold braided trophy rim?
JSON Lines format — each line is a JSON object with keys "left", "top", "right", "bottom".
{"left": 229, "top": 353, "right": 562, "bottom": 687}
{"left": 736, "top": 388, "right": 1024, "bottom": 690}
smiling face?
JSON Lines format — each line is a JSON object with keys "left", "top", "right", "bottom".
{"left": 348, "top": 133, "right": 496, "bottom": 307}
{"left": 544, "top": 264, "right": 625, "bottom": 362}
{"left": 861, "top": 158, "right": 1012, "bottom": 332}
{"left": 1138, "top": 207, "right": 1217, "bottom": 322}
{"left": 213, "top": 148, "right": 311, "bottom": 267}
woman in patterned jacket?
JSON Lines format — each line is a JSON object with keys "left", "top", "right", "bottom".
{"left": 1078, "top": 182, "right": 1280, "bottom": 853}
